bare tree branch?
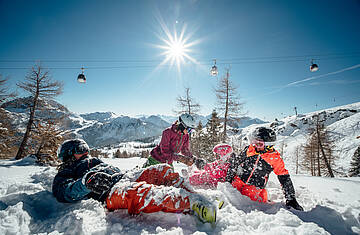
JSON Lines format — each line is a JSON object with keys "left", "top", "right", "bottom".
{"left": 215, "top": 69, "right": 245, "bottom": 141}
{"left": 174, "top": 87, "right": 201, "bottom": 115}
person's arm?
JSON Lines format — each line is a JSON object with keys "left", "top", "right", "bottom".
{"left": 177, "top": 134, "right": 199, "bottom": 166}
{"left": 271, "top": 151, "right": 303, "bottom": 211}
{"left": 225, "top": 151, "right": 245, "bottom": 183}
{"left": 159, "top": 129, "right": 177, "bottom": 161}
{"left": 52, "top": 169, "right": 91, "bottom": 203}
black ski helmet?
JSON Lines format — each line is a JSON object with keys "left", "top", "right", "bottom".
{"left": 250, "top": 127, "right": 276, "bottom": 143}
{"left": 57, "top": 139, "right": 89, "bottom": 162}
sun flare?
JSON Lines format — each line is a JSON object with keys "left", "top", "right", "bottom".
{"left": 154, "top": 18, "right": 199, "bottom": 74}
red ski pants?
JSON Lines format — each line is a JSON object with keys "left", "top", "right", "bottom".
{"left": 106, "top": 164, "right": 192, "bottom": 214}
{"left": 231, "top": 176, "right": 268, "bottom": 203}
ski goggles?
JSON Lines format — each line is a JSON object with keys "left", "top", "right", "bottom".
{"left": 74, "top": 143, "right": 89, "bottom": 155}
{"left": 251, "top": 139, "right": 265, "bottom": 149}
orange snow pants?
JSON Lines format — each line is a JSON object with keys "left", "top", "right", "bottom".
{"left": 106, "top": 165, "right": 192, "bottom": 214}
{"left": 231, "top": 176, "right": 268, "bottom": 203}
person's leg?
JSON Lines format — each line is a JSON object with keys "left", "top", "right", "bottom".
{"left": 231, "top": 176, "right": 268, "bottom": 203}
{"left": 142, "top": 156, "right": 163, "bottom": 168}
{"left": 106, "top": 181, "right": 191, "bottom": 214}
{"left": 133, "top": 164, "right": 194, "bottom": 192}
{"left": 108, "top": 164, "right": 217, "bottom": 223}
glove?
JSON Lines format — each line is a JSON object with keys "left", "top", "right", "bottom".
{"left": 194, "top": 157, "right": 206, "bottom": 169}
{"left": 176, "top": 154, "right": 194, "bottom": 166}
{"left": 84, "top": 172, "right": 113, "bottom": 195}
{"left": 286, "top": 198, "right": 304, "bottom": 211}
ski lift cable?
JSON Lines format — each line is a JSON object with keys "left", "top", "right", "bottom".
{"left": 0, "top": 52, "right": 359, "bottom": 64}
{"left": 0, "top": 54, "right": 359, "bottom": 70}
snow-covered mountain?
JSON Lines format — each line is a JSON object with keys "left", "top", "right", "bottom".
{"left": 80, "top": 112, "right": 118, "bottom": 123}
{"left": 1, "top": 98, "right": 169, "bottom": 147}
{"left": 2, "top": 97, "right": 266, "bottom": 147}
{"left": 77, "top": 115, "right": 166, "bottom": 147}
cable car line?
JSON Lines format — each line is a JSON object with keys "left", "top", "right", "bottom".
{"left": 0, "top": 52, "right": 359, "bottom": 64}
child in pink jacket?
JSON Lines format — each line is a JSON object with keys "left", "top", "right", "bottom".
{"left": 188, "top": 144, "right": 233, "bottom": 188}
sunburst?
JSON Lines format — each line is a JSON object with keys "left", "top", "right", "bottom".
{"left": 154, "top": 17, "right": 200, "bottom": 74}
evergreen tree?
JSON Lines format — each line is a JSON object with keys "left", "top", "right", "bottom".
{"left": 349, "top": 146, "right": 360, "bottom": 177}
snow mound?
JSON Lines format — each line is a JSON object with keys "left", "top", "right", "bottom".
{"left": 0, "top": 158, "right": 359, "bottom": 234}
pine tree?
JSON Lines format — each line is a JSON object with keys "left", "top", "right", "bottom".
{"left": 15, "top": 64, "right": 63, "bottom": 159}
{"left": 349, "top": 146, "right": 360, "bottom": 177}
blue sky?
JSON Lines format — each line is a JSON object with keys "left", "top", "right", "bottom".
{"left": 1, "top": 0, "right": 359, "bottom": 121}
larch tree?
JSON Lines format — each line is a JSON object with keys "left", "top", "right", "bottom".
{"left": 174, "top": 87, "right": 200, "bottom": 116}
{"left": 191, "top": 121, "right": 205, "bottom": 158}
{"left": 202, "top": 110, "right": 222, "bottom": 161}
{"left": 15, "top": 64, "right": 63, "bottom": 159}
{"left": 349, "top": 145, "right": 360, "bottom": 177}
{"left": 0, "top": 76, "right": 18, "bottom": 159}
{"left": 31, "top": 120, "right": 65, "bottom": 165}
{"left": 215, "top": 69, "right": 245, "bottom": 142}
{"left": 302, "top": 115, "right": 336, "bottom": 177}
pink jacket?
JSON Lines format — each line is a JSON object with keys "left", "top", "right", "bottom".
{"left": 150, "top": 123, "right": 192, "bottom": 165}
{"left": 189, "top": 159, "right": 230, "bottom": 188}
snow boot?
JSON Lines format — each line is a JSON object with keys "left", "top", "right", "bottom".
{"left": 192, "top": 202, "right": 217, "bottom": 224}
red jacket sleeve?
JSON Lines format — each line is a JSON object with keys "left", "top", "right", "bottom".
{"left": 262, "top": 150, "right": 289, "bottom": 176}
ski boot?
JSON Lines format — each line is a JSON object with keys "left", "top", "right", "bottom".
{"left": 192, "top": 202, "right": 217, "bottom": 224}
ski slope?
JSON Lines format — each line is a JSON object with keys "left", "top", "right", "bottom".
{"left": 0, "top": 156, "right": 359, "bottom": 235}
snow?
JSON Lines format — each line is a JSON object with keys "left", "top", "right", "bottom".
{"left": 1, "top": 156, "right": 359, "bottom": 234}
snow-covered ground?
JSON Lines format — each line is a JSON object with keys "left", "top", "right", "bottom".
{"left": 1, "top": 156, "right": 359, "bottom": 235}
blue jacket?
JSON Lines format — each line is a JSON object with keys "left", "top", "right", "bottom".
{"left": 52, "top": 156, "right": 122, "bottom": 203}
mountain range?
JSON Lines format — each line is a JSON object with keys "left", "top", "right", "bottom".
{"left": 1, "top": 97, "right": 265, "bottom": 147}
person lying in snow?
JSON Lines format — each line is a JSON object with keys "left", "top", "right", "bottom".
{"left": 143, "top": 113, "right": 205, "bottom": 168}
{"left": 189, "top": 127, "right": 303, "bottom": 211}
{"left": 52, "top": 139, "right": 217, "bottom": 224}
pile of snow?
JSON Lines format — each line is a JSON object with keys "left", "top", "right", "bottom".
{"left": 1, "top": 156, "right": 359, "bottom": 234}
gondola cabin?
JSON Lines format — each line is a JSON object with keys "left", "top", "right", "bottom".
{"left": 210, "top": 65, "right": 218, "bottom": 76}
{"left": 77, "top": 73, "right": 86, "bottom": 83}
{"left": 310, "top": 60, "right": 319, "bottom": 72}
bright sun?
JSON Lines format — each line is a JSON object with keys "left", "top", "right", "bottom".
{"left": 155, "top": 19, "right": 199, "bottom": 74}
